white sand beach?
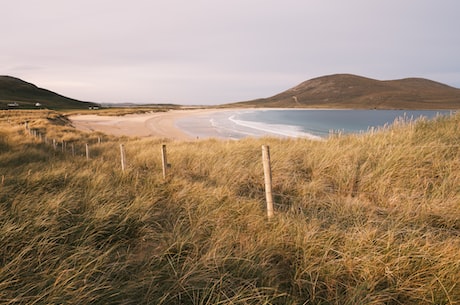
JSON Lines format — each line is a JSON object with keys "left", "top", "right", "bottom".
{"left": 68, "top": 108, "right": 236, "bottom": 140}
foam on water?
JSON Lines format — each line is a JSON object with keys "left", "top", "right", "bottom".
{"left": 228, "top": 115, "right": 322, "bottom": 140}
{"left": 175, "top": 109, "right": 453, "bottom": 140}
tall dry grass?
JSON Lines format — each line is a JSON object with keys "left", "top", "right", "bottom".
{"left": 0, "top": 110, "right": 459, "bottom": 304}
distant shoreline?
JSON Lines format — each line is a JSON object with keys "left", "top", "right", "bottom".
{"left": 69, "top": 107, "right": 333, "bottom": 140}
{"left": 69, "top": 108, "right": 254, "bottom": 140}
{"left": 69, "top": 107, "right": 455, "bottom": 140}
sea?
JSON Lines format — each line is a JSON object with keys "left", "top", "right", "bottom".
{"left": 175, "top": 109, "right": 454, "bottom": 140}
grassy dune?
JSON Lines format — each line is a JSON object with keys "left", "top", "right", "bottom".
{"left": 0, "top": 110, "right": 459, "bottom": 304}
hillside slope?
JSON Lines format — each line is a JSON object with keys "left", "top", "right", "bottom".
{"left": 0, "top": 75, "right": 97, "bottom": 109}
{"left": 233, "top": 74, "right": 460, "bottom": 109}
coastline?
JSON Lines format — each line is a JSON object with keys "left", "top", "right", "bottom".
{"left": 69, "top": 108, "right": 451, "bottom": 140}
{"left": 68, "top": 108, "right": 246, "bottom": 140}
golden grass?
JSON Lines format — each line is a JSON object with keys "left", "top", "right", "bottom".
{"left": 0, "top": 110, "right": 459, "bottom": 304}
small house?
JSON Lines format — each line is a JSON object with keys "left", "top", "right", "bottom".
{"left": 7, "top": 102, "right": 19, "bottom": 108}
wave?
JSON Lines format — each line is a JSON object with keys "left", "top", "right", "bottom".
{"left": 209, "top": 118, "right": 257, "bottom": 139}
{"left": 176, "top": 109, "right": 453, "bottom": 140}
{"left": 228, "top": 115, "right": 322, "bottom": 140}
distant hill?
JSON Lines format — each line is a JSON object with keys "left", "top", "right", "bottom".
{"left": 0, "top": 76, "right": 97, "bottom": 109}
{"left": 231, "top": 74, "right": 460, "bottom": 109}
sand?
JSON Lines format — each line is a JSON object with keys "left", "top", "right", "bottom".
{"left": 68, "top": 108, "right": 233, "bottom": 140}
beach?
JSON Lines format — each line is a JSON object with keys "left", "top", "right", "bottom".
{"left": 69, "top": 108, "right": 449, "bottom": 140}
{"left": 68, "top": 108, "right": 234, "bottom": 140}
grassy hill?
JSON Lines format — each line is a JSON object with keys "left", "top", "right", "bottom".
{"left": 231, "top": 74, "right": 460, "bottom": 109}
{"left": 0, "top": 110, "right": 459, "bottom": 304}
{"left": 0, "top": 75, "right": 97, "bottom": 110}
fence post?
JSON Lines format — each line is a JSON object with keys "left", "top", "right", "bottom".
{"left": 161, "top": 144, "right": 168, "bottom": 179}
{"left": 71, "top": 143, "right": 75, "bottom": 157}
{"left": 262, "top": 145, "right": 274, "bottom": 219}
{"left": 120, "top": 144, "right": 126, "bottom": 172}
{"left": 53, "top": 139, "right": 57, "bottom": 151}
{"left": 85, "top": 143, "right": 90, "bottom": 160}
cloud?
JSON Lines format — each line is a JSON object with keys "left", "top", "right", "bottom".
{"left": 1, "top": 0, "right": 459, "bottom": 104}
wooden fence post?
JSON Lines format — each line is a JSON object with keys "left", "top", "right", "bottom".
{"left": 53, "top": 139, "right": 57, "bottom": 151}
{"left": 71, "top": 143, "right": 75, "bottom": 157}
{"left": 120, "top": 144, "right": 126, "bottom": 172}
{"left": 262, "top": 145, "right": 274, "bottom": 219}
{"left": 161, "top": 144, "right": 168, "bottom": 179}
{"left": 85, "top": 143, "right": 90, "bottom": 160}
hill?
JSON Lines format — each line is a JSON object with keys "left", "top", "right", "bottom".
{"left": 0, "top": 75, "right": 97, "bottom": 109}
{"left": 231, "top": 74, "right": 460, "bottom": 109}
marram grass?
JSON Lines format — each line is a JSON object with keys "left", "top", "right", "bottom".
{"left": 0, "top": 110, "right": 459, "bottom": 304}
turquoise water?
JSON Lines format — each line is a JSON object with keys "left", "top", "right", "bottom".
{"left": 176, "top": 109, "right": 453, "bottom": 140}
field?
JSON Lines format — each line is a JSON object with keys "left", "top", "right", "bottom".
{"left": 1, "top": 110, "right": 459, "bottom": 304}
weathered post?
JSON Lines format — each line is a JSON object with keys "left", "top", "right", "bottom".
{"left": 85, "top": 143, "right": 90, "bottom": 160}
{"left": 53, "top": 139, "right": 57, "bottom": 151}
{"left": 71, "top": 143, "right": 75, "bottom": 157}
{"left": 262, "top": 145, "right": 274, "bottom": 219}
{"left": 161, "top": 144, "right": 168, "bottom": 179}
{"left": 120, "top": 144, "right": 126, "bottom": 172}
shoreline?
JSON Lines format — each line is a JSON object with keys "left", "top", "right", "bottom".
{"left": 69, "top": 108, "right": 452, "bottom": 141}
{"left": 68, "top": 108, "right": 248, "bottom": 140}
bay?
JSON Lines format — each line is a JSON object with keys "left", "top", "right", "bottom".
{"left": 175, "top": 109, "right": 453, "bottom": 140}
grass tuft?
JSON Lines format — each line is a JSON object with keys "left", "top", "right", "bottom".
{"left": 0, "top": 110, "right": 459, "bottom": 304}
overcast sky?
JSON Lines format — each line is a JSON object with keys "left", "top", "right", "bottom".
{"left": 1, "top": 0, "right": 459, "bottom": 105}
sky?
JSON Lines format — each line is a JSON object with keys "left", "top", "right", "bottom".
{"left": 1, "top": 0, "right": 459, "bottom": 105}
